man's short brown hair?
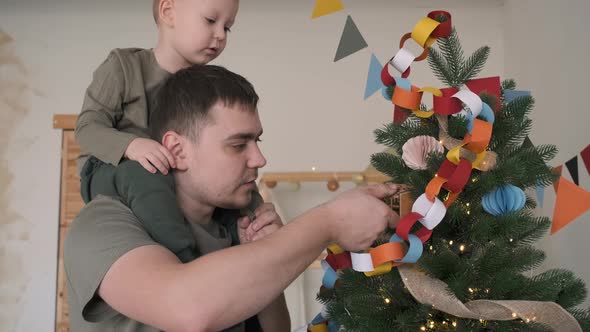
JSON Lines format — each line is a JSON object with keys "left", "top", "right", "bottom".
{"left": 152, "top": 0, "right": 160, "bottom": 24}
{"left": 150, "top": 65, "right": 259, "bottom": 143}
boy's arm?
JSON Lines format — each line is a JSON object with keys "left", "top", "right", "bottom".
{"left": 75, "top": 51, "right": 139, "bottom": 166}
{"left": 256, "top": 293, "right": 290, "bottom": 331}
{"left": 97, "top": 184, "right": 398, "bottom": 331}
{"left": 239, "top": 201, "right": 291, "bottom": 330}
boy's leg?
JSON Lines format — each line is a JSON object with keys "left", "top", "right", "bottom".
{"left": 80, "top": 156, "right": 118, "bottom": 204}
{"left": 114, "top": 160, "right": 197, "bottom": 263}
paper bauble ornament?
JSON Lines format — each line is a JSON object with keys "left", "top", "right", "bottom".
{"left": 402, "top": 135, "right": 444, "bottom": 170}
{"left": 482, "top": 184, "right": 526, "bottom": 216}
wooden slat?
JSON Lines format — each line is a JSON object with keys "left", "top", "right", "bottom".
{"left": 57, "top": 129, "right": 77, "bottom": 332}
{"left": 260, "top": 171, "right": 390, "bottom": 185}
{"left": 53, "top": 114, "right": 78, "bottom": 130}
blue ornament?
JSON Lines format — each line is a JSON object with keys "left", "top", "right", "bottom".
{"left": 482, "top": 184, "right": 526, "bottom": 215}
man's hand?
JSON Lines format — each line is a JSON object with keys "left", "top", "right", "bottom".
{"left": 238, "top": 203, "right": 283, "bottom": 243}
{"left": 322, "top": 183, "right": 400, "bottom": 252}
{"left": 124, "top": 138, "right": 176, "bottom": 174}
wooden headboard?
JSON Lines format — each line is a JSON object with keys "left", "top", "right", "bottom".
{"left": 52, "top": 114, "right": 409, "bottom": 331}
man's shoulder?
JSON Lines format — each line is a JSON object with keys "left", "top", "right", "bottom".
{"left": 63, "top": 196, "right": 159, "bottom": 330}
{"left": 73, "top": 195, "right": 134, "bottom": 224}
{"left": 64, "top": 196, "right": 151, "bottom": 257}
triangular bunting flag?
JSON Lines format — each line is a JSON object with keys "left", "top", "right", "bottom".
{"left": 465, "top": 77, "right": 501, "bottom": 111}
{"left": 311, "top": 0, "right": 344, "bottom": 19}
{"left": 565, "top": 155, "right": 579, "bottom": 185}
{"left": 364, "top": 53, "right": 384, "bottom": 100}
{"left": 581, "top": 144, "right": 590, "bottom": 176}
{"left": 551, "top": 177, "right": 590, "bottom": 234}
{"left": 504, "top": 90, "right": 531, "bottom": 103}
{"left": 552, "top": 166, "right": 563, "bottom": 192}
{"left": 334, "top": 16, "right": 368, "bottom": 62}
{"left": 522, "top": 136, "right": 534, "bottom": 149}
{"left": 536, "top": 183, "right": 545, "bottom": 208}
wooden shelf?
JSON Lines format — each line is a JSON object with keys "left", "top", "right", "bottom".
{"left": 260, "top": 171, "right": 391, "bottom": 189}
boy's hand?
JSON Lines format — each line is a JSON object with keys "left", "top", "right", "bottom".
{"left": 238, "top": 203, "right": 283, "bottom": 243}
{"left": 124, "top": 138, "right": 176, "bottom": 174}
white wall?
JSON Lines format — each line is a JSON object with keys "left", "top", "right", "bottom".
{"left": 504, "top": 0, "right": 590, "bottom": 306}
{"left": 4, "top": 0, "right": 586, "bottom": 331}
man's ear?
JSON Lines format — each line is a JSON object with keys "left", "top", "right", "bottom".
{"left": 159, "top": 0, "right": 176, "bottom": 28}
{"left": 162, "top": 131, "right": 189, "bottom": 171}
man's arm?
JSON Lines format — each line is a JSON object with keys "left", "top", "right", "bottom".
{"left": 98, "top": 184, "right": 398, "bottom": 331}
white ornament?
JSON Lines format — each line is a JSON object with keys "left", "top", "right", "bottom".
{"left": 402, "top": 135, "right": 444, "bottom": 170}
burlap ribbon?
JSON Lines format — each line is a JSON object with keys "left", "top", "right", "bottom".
{"left": 397, "top": 265, "right": 582, "bottom": 331}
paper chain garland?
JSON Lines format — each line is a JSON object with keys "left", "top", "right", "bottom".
{"left": 307, "top": 10, "right": 504, "bottom": 331}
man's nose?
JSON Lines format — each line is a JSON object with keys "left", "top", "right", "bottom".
{"left": 248, "top": 144, "right": 266, "bottom": 169}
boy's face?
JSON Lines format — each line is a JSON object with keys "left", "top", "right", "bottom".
{"left": 170, "top": 0, "right": 239, "bottom": 65}
{"left": 181, "top": 101, "right": 266, "bottom": 209}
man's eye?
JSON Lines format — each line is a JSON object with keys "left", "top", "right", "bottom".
{"left": 233, "top": 144, "right": 247, "bottom": 150}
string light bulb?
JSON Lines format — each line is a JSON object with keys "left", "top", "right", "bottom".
{"left": 449, "top": 240, "right": 454, "bottom": 245}
{"left": 384, "top": 298, "right": 391, "bottom": 304}
{"left": 459, "top": 244, "right": 465, "bottom": 252}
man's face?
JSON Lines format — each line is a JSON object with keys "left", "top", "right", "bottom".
{"left": 181, "top": 101, "right": 266, "bottom": 209}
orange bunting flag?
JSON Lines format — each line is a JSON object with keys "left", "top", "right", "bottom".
{"left": 311, "top": 0, "right": 344, "bottom": 19}
{"left": 551, "top": 177, "right": 590, "bottom": 234}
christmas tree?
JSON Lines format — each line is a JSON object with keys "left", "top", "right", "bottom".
{"left": 313, "top": 12, "right": 590, "bottom": 332}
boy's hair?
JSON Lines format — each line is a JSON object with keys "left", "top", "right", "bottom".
{"left": 150, "top": 65, "right": 259, "bottom": 143}
{"left": 152, "top": 0, "right": 160, "bottom": 24}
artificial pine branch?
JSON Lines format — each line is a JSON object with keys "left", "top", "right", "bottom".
{"left": 458, "top": 46, "right": 489, "bottom": 83}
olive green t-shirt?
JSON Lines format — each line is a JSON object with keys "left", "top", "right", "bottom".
{"left": 64, "top": 195, "right": 245, "bottom": 332}
{"left": 75, "top": 48, "right": 169, "bottom": 174}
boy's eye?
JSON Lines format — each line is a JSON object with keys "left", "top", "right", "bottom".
{"left": 233, "top": 144, "right": 247, "bottom": 151}
{"left": 224, "top": 27, "right": 232, "bottom": 33}
{"left": 206, "top": 18, "right": 215, "bottom": 24}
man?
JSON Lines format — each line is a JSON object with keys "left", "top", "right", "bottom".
{"left": 64, "top": 64, "right": 400, "bottom": 331}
